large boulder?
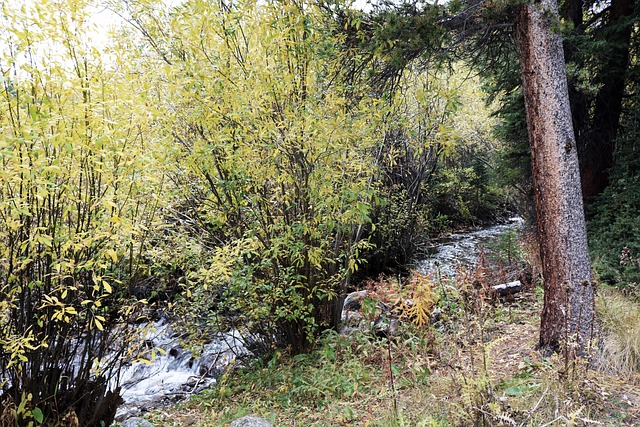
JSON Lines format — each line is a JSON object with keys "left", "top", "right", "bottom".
{"left": 229, "top": 416, "right": 273, "bottom": 427}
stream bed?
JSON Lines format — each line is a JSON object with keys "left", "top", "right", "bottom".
{"left": 115, "top": 217, "right": 524, "bottom": 420}
{"left": 115, "top": 325, "right": 252, "bottom": 420}
{"left": 417, "top": 217, "right": 524, "bottom": 277}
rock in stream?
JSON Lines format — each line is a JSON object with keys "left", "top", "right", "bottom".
{"left": 114, "top": 321, "right": 252, "bottom": 421}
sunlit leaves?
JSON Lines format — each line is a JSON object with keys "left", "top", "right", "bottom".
{"left": 121, "top": 0, "right": 387, "bottom": 350}
{"left": 0, "top": 0, "right": 162, "bottom": 420}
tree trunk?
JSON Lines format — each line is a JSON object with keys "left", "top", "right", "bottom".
{"left": 515, "top": 0, "right": 596, "bottom": 354}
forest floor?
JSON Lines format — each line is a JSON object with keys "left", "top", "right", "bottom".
{"left": 142, "top": 278, "right": 640, "bottom": 427}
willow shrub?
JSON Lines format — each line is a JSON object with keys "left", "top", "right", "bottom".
{"left": 117, "top": 0, "right": 387, "bottom": 353}
{"left": 0, "top": 2, "right": 160, "bottom": 424}
{"left": 370, "top": 66, "right": 508, "bottom": 269}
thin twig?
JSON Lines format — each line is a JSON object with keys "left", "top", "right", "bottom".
{"left": 387, "top": 338, "right": 398, "bottom": 419}
{"left": 540, "top": 415, "right": 565, "bottom": 427}
{"left": 529, "top": 386, "right": 549, "bottom": 414}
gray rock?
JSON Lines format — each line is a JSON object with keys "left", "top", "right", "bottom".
{"left": 229, "top": 416, "right": 273, "bottom": 427}
{"left": 115, "top": 406, "right": 141, "bottom": 423}
{"left": 339, "top": 290, "right": 369, "bottom": 334}
{"left": 122, "top": 417, "right": 155, "bottom": 427}
{"left": 341, "top": 290, "right": 369, "bottom": 320}
{"left": 340, "top": 290, "right": 402, "bottom": 337}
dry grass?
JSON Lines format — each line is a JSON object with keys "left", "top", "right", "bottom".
{"left": 597, "top": 287, "right": 640, "bottom": 376}
{"left": 141, "top": 282, "right": 640, "bottom": 427}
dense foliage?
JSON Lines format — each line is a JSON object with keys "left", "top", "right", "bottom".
{"left": 115, "top": 0, "right": 389, "bottom": 354}
{"left": 0, "top": 2, "right": 162, "bottom": 424}
{"left": 6, "top": 0, "right": 638, "bottom": 422}
{"left": 429, "top": 0, "right": 640, "bottom": 288}
{"left": 111, "top": 0, "right": 511, "bottom": 354}
{"left": 588, "top": 94, "right": 640, "bottom": 289}
{"left": 366, "top": 66, "right": 509, "bottom": 275}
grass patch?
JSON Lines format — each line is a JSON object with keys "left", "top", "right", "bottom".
{"left": 144, "top": 272, "right": 640, "bottom": 426}
{"left": 148, "top": 328, "right": 437, "bottom": 426}
{"left": 597, "top": 286, "right": 640, "bottom": 376}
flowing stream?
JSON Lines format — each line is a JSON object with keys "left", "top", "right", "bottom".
{"left": 115, "top": 324, "right": 252, "bottom": 420}
{"left": 115, "top": 217, "right": 524, "bottom": 420}
{"left": 417, "top": 217, "right": 524, "bottom": 277}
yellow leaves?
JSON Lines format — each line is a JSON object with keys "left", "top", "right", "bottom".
{"left": 92, "top": 274, "right": 114, "bottom": 294}
{"left": 0, "top": 0, "right": 167, "bottom": 390}
{"left": 34, "top": 234, "right": 53, "bottom": 248}
{"left": 38, "top": 288, "right": 109, "bottom": 330}
{"left": 388, "top": 64, "right": 494, "bottom": 164}
{"left": 40, "top": 294, "right": 79, "bottom": 323}
{"left": 2, "top": 328, "right": 41, "bottom": 367}
{"left": 102, "top": 281, "right": 113, "bottom": 294}
{"left": 5, "top": 218, "right": 23, "bottom": 231}
{"left": 41, "top": 294, "right": 59, "bottom": 306}
{"left": 92, "top": 315, "right": 105, "bottom": 331}
{"left": 105, "top": 248, "right": 118, "bottom": 263}
{"left": 348, "top": 258, "right": 359, "bottom": 273}
{"left": 43, "top": 164, "right": 62, "bottom": 175}
{"left": 399, "top": 274, "right": 436, "bottom": 327}
{"left": 437, "top": 123, "right": 460, "bottom": 157}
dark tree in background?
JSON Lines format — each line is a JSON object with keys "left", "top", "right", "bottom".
{"left": 326, "top": 0, "right": 615, "bottom": 354}
{"left": 562, "top": 0, "right": 637, "bottom": 201}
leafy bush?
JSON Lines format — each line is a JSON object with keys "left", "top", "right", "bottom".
{"left": 368, "top": 67, "right": 513, "bottom": 274}
{"left": 120, "top": 0, "right": 384, "bottom": 353}
{"left": 0, "top": 3, "right": 159, "bottom": 424}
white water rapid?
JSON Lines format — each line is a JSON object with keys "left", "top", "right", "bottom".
{"left": 114, "top": 321, "right": 251, "bottom": 420}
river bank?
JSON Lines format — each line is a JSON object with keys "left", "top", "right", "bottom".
{"left": 136, "top": 228, "right": 640, "bottom": 427}
{"left": 114, "top": 219, "right": 526, "bottom": 422}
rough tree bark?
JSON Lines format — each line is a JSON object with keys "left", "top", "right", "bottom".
{"left": 515, "top": 0, "right": 596, "bottom": 354}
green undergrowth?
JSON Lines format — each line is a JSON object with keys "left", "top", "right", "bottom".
{"left": 143, "top": 239, "right": 640, "bottom": 427}
{"left": 144, "top": 280, "right": 640, "bottom": 427}
{"left": 152, "top": 328, "right": 438, "bottom": 426}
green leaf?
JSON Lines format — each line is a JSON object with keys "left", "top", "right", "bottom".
{"left": 33, "top": 407, "right": 44, "bottom": 423}
{"left": 504, "top": 385, "right": 527, "bottom": 397}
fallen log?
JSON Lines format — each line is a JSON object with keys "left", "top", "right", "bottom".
{"left": 491, "top": 280, "right": 522, "bottom": 297}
